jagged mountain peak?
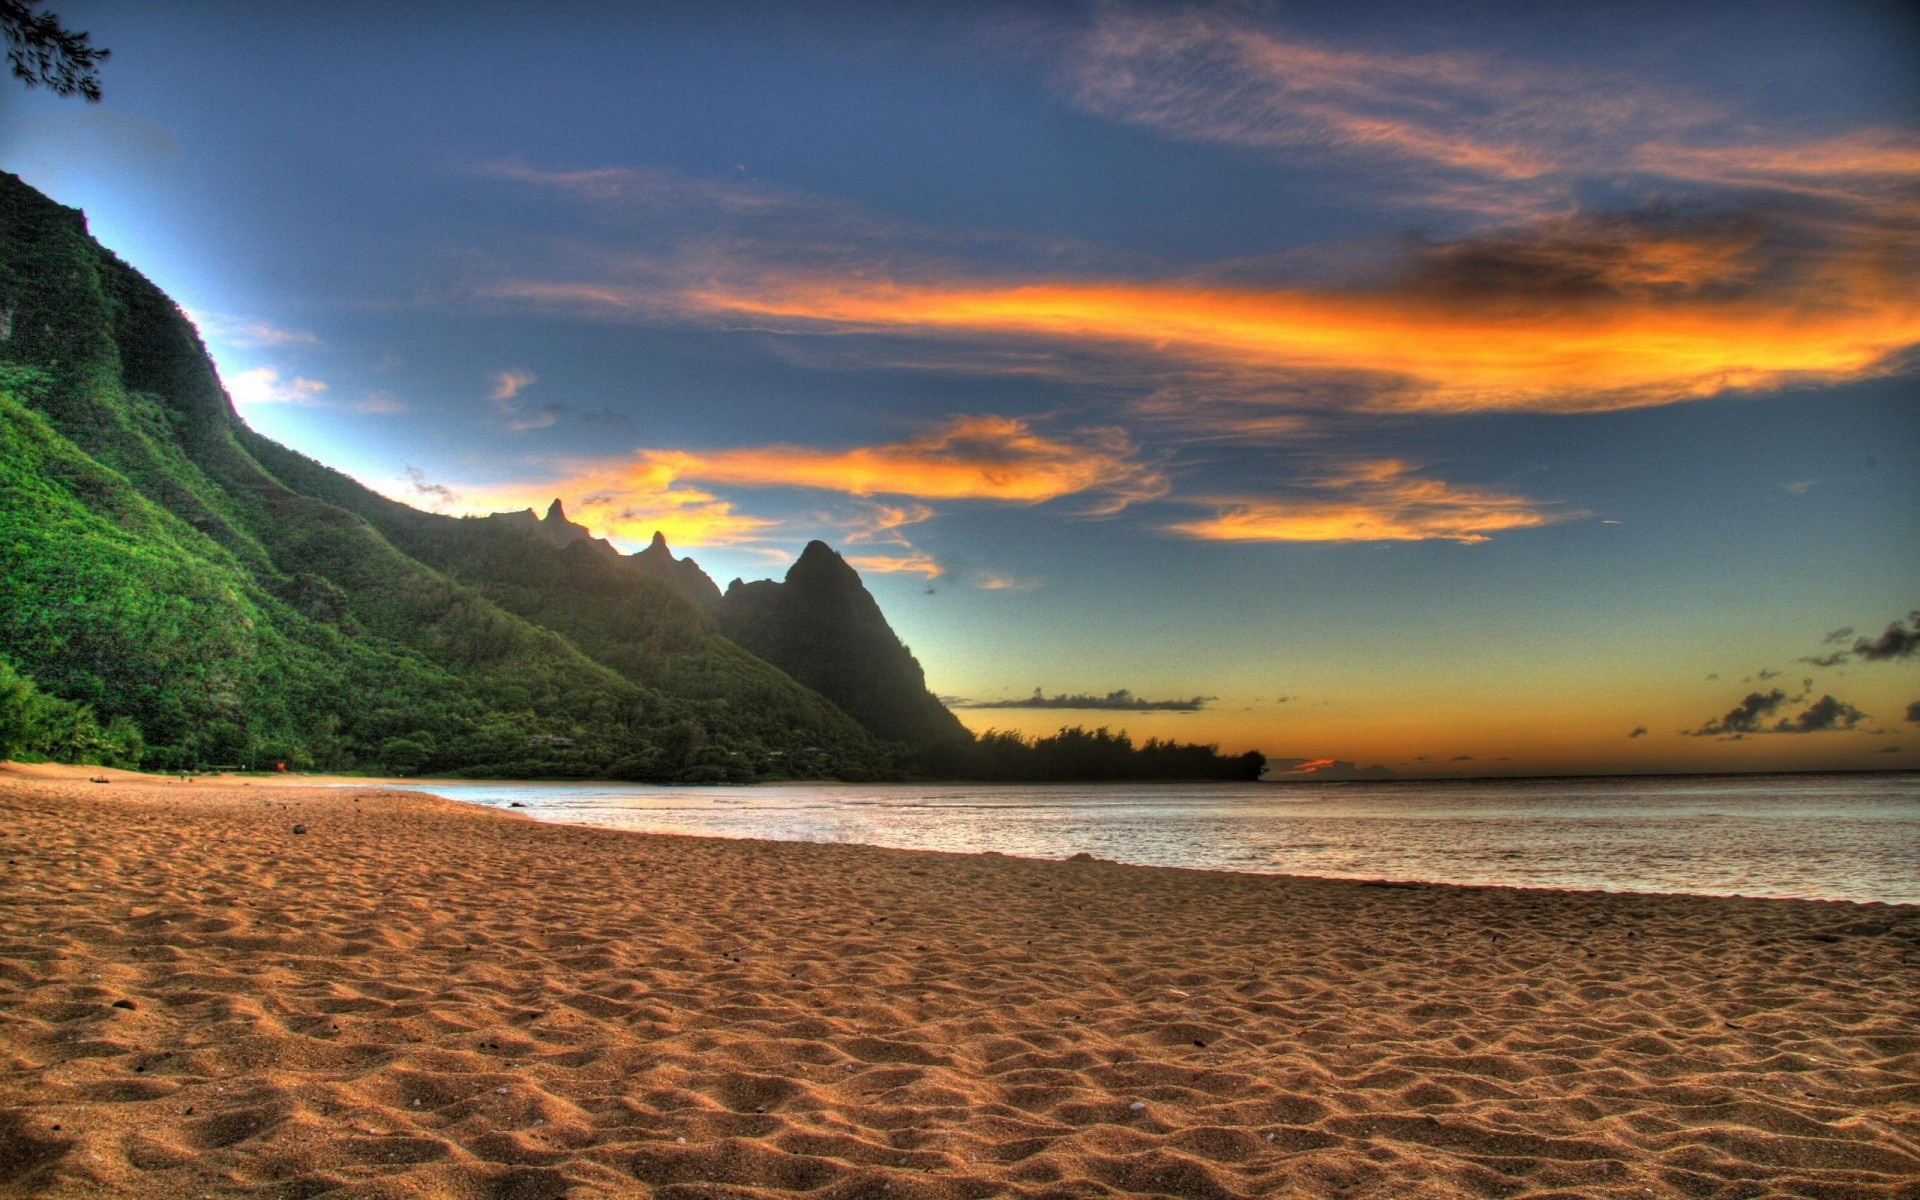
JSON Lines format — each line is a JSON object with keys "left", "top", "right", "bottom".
{"left": 720, "top": 540, "right": 967, "bottom": 750}
{"left": 629, "top": 528, "right": 723, "bottom": 611}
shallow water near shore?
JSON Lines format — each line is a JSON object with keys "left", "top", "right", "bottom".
{"left": 396, "top": 771, "right": 1920, "bottom": 904}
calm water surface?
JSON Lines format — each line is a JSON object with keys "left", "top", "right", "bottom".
{"left": 396, "top": 773, "right": 1920, "bottom": 905}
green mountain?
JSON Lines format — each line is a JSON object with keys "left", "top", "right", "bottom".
{"left": 0, "top": 171, "right": 893, "bottom": 780}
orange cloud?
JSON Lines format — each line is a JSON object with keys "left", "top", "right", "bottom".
{"left": 1166, "top": 460, "right": 1565, "bottom": 544}
{"left": 434, "top": 416, "right": 1162, "bottom": 552}
{"left": 846, "top": 552, "right": 943, "bottom": 579}
{"left": 1633, "top": 132, "right": 1920, "bottom": 207}
{"left": 628, "top": 415, "right": 1167, "bottom": 511}
{"left": 680, "top": 267, "right": 1919, "bottom": 414}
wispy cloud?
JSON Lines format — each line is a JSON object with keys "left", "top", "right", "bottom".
{"left": 976, "top": 572, "right": 1038, "bottom": 591}
{"left": 478, "top": 160, "right": 802, "bottom": 214}
{"left": 355, "top": 390, "right": 407, "bottom": 415}
{"left": 845, "top": 552, "right": 943, "bottom": 580}
{"left": 486, "top": 368, "right": 559, "bottom": 431}
{"left": 191, "top": 312, "right": 321, "bottom": 349}
{"left": 402, "top": 465, "right": 458, "bottom": 511}
{"left": 1164, "top": 460, "right": 1564, "bottom": 544}
{"left": 490, "top": 369, "right": 537, "bottom": 403}
{"left": 1060, "top": 9, "right": 1920, "bottom": 215}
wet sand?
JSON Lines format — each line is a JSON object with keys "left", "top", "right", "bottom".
{"left": 2, "top": 766, "right": 1916, "bottom": 1198}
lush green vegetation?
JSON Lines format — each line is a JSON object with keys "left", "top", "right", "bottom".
{"left": 0, "top": 170, "right": 893, "bottom": 781}
{"left": 0, "top": 171, "right": 1263, "bottom": 784}
{"left": 921, "top": 725, "right": 1266, "bottom": 782}
{"left": 0, "top": 656, "right": 141, "bottom": 766}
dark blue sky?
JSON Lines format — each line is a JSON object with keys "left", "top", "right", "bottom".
{"left": 5, "top": 0, "right": 1916, "bottom": 774}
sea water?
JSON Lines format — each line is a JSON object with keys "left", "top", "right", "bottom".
{"left": 394, "top": 772, "right": 1920, "bottom": 905}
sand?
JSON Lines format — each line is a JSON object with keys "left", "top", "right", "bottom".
{"left": 1, "top": 766, "right": 1916, "bottom": 1199}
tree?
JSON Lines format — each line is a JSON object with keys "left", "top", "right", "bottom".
{"left": 2, "top": 2, "right": 108, "bottom": 101}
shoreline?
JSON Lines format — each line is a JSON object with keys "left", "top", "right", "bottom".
{"left": 3, "top": 771, "right": 1916, "bottom": 1198}
{"left": 17, "top": 763, "right": 1910, "bottom": 908}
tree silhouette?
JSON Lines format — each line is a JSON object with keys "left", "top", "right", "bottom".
{"left": 2, "top": 2, "right": 108, "bottom": 101}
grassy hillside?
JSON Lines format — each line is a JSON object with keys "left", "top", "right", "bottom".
{"left": 0, "top": 171, "right": 889, "bottom": 780}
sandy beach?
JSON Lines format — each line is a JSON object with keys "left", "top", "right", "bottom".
{"left": 2, "top": 766, "right": 1916, "bottom": 1199}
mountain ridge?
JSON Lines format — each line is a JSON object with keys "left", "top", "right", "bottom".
{"left": 0, "top": 170, "right": 893, "bottom": 779}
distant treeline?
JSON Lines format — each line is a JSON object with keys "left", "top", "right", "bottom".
{"left": 919, "top": 725, "right": 1265, "bottom": 782}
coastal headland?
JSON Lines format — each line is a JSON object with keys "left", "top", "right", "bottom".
{"left": 2, "top": 766, "right": 1916, "bottom": 1198}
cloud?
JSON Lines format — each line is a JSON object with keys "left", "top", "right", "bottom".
{"left": 956, "top": 688, "right": 1211, "bottom": 712}
{"left": 976, "top": 573, "right": 1038, "bottom": 591}
{"left": 1874, "top": 745, "right": 1904, "bottom": 754}
{"left": 845, "top": 552, "right": 943, "bottom": 580}
{"left": 621, "top": 415, "right": 1168, "bottom": 514}
{"left": 1853, "top": 611, "right": 1920, "bottom": 661}
{"left": 478, "top": 160, "right": 804, "bottom": 214}
{"left": 356, "top": 390, "right": 406, "bottom": 415}
{"left": 1449, "top": 755, "right": 1475, "bottom": 762}
{"left": 421, "top": 412, "right": 1158, "bottom": 552}
{"left": 1685, "top": 688, "right": 1872, "bottom": 736}
{"left": 1907, "top": 700, "right": 1920, "bottom": 724}
{"left": 1799, "top": 650, "right": 1851, "bottom": 668}
{"left": 642, "top": 215, "right": 1919, "bottom": 416}
{"left": 475, "top": 157, "right": 1917, "bottom": 424}
{"left": 1774, "top": 695, "right": 1868, "bottom": 734}
{"left": 192, "top": 312, "right": 320, "bottom": 349}
{"left": 839, "top": 500, "right": 937, "bottom": 548}
{"left": 1058, "top": 10, "right": 1920, "bottom": 215}
{"left": 1683, "top": 689, "right": 1788, "bottom": 737}
{"left": 490, "top": 369, "right": 537, "bottom": 403}
{"left": 1267, "top": 757, "right": 1397, "bottom": 781}
{"left": 1628, "top": 726, "right": 1648, "bottom": 739}
{"left": 402, "top": 466, "right": 458, "bottom": 511}
{"left": 226, "top": 366, "right": 328, "bottom": 407}
{"left": 484, "top": 369, "right": 564, "bottom": 431}
{"left": 1798, "top": 609, "right": 1920, "bottom": 667}
{"left": 1164, "top": 459, "right": 1563, "bottom": 544}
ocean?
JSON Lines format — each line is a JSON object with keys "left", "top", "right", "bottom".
{"left": 396, "top": 771, "right": 1920, "bottom": 905}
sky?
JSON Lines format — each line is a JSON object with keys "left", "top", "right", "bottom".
{"left": 3, "top": 0, "right": 1917, "bottom": 777}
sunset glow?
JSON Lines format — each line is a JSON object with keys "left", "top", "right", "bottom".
{"left": 27, "top": 0, "right": 1911, "bottom": 778}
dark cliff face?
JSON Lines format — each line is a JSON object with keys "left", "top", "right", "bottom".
{"left": 720, "top": 542, "right": 969, "bottom": 750}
